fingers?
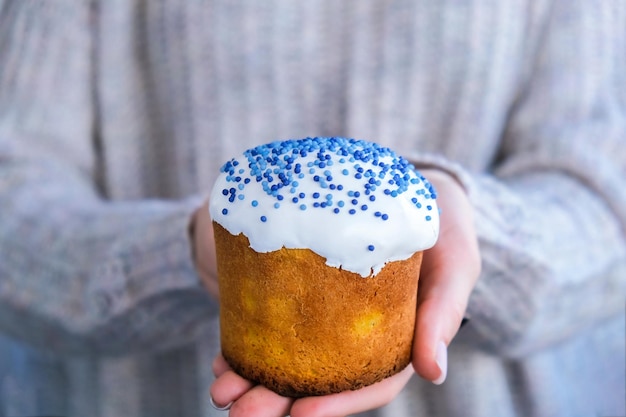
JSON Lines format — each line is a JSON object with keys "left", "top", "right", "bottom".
{"left": 229, "top": 385, "right": 294, "bottom": 417}
{"left": 290, "top": 366, "right": 414, "bottom": 417}
{"left": 412, "top": 169, "right": 481, "bottom": 383}
{"left": 210, "top": 354, "right": 294, "bottom": 416}
{"left": 192, "top": 201, "right": 219, "bottom": 299}
{"left": 211, "top": 354, "right": 414, "bottom": 417}
{"left": 210, "top": 355, "right": 253, "bottom": 410}
{"left": 211, "top": 353, "right": 232, "bottom": 377}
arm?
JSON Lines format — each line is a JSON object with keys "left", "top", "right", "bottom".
{"left": 462, "top": 0, "right": 626, "bottom": 356}
{"left": 0, "top": 1, "right": 217, "bottom": 354}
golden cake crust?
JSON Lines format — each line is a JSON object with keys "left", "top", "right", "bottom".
{"left": 214, "top": 222, "right": 422, "bottom": 397}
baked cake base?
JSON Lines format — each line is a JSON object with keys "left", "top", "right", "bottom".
{"left": 213, "top": 222, "right": 422, "bottom": 397}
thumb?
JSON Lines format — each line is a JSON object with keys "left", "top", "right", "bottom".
{"left": 411, "top": 170, "right": 480, "bottom": 384}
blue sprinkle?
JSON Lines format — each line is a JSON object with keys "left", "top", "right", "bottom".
{"left": 351, "top": 199, "right": 358, "bottom": 205}
{"left": 368, "top": 245, "right": 375, "bottom": 251}
{"left": 238, "top": 194, "right": 245, "bottom": 200}
{"left": 274, "top": 202, "right": 280, "bottom": 208}
{"left": 292, "top": 197, "right": 299, "bottom": 203}
{"left": 333, "top": 208, "right": 340, "bottom": 214}
{"left": 252, "top": 200, "right": 259, "bottom": 207}
{"left": 354, "top": 191, "right": 360, "bottom": 197}
{"left": 260, "top": 216, "right": 267, "bottom": 222}
{"left": 222, "top": 189, "right": 229, "bottom": 196}
{"left": 342, "top": 169, "right": 349, "bottom": 175}
{"left": 361, "top": 204, "right": 368, "bottom": 211}
{"left": 338, "top": 201, "right": 345, "bottom": 207}
{"left": 337, "top": 185, "right": 344, "bottom": 190}
{"left": 300, "top": 204, "right": 307, "bottom": 211}
{"left": 374, "top": 211, "right": 382, "bottom": 217}
{"left": 349, "top": 209, "right": 356, "bottom": 215}
{"left": 369, "top": 195, "right": 376, "bottom": 202}
{"left": 381, "top": 214, "right": 389, "bottom": 221}
{"left": 222, "top": 208, "right": 228, "bottom": 215}
{"left": 426, "top": 215, "right": 432, "bottom": 221}
{"left": 277, "top": 195, "right": 284, "bottom": 201}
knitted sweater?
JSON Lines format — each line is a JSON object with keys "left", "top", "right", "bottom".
{"left": 0, "top": 1, "right": 624, "bottom": 416}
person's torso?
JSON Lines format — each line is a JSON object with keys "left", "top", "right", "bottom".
{"left": 95, "top": 0, "right": 538, "bottom": 201}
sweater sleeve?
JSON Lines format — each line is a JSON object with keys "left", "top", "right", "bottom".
{"left": 0, "top": 1, "right": 217, "bottom": 355}
{"left": 458, "top": 0, "right": 626, "bottom": 356}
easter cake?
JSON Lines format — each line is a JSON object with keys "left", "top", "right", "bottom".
{"left": 209, "top": 137, "right": 439, "bottom": 397}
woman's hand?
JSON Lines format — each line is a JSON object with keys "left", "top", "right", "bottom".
{"left": 191, "top": 201, "right": 219, "bottom": 299}
{"left": 411, "top": 169, "right": 481, "bottom": 383}
{"left": 205, "top": 168, "right": 481, "bottom": 416}
{"left": 210, "top": 354, "right": 415, "bottom": 417}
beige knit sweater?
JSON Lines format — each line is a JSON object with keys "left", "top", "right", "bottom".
{"left": 0, "top": 1, "right": 625, "bottom": 416}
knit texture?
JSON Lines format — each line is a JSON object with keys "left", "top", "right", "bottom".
{"left": 0, "top": 1, "right": 625, "bottom": 416}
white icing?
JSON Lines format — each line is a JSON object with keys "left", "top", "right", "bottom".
{"left": 209, "top": 138, "right": 439, "bottom": 277}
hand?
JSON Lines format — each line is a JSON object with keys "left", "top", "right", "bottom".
{"left": 191, "top": 201, "right": 219, "bottom": 299}
{"left": 210, "top": 353, "right": 415, "bottom": 417}
{"left": 207, "top": 168, "right": 481, "bottom": 415}
{"left": 411, "top": 169, "right": 481, "bottom": 383}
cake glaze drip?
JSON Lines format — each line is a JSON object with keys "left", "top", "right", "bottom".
{"left": 209, "top": 137, "right": 439, "bottom": 277}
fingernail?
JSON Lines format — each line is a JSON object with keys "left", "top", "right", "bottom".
{"left": 433, "top": 341, "right": 448, "bottom": 385}
{"left": 209, "top": 395, "right": 233, "bottom": 411}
